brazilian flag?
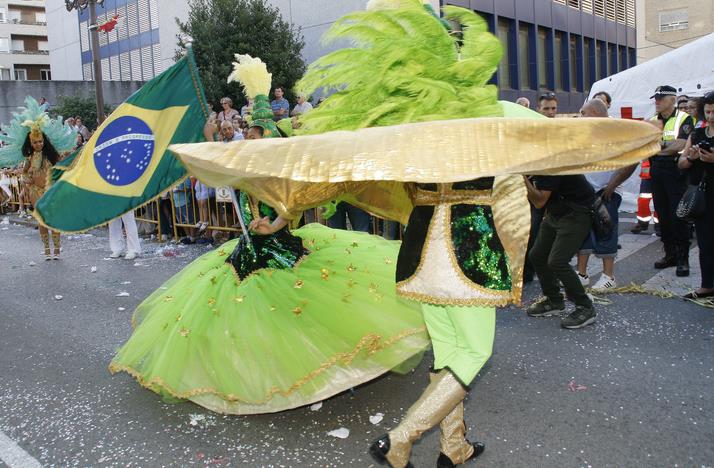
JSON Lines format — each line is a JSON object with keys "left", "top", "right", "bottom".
{"left": 35, "top": 47, "right": 207, "bottom": 232}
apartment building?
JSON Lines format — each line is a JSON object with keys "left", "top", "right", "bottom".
{"left": 0, "top": 0, "right": 50, "bottom": 80}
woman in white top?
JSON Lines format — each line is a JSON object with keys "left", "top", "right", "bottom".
{"left": 216, "top": 97, "right": 239, "bottom": 122}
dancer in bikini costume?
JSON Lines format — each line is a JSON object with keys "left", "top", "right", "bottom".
{"left": 108, "top": 55, "right": 429, "bottom": 415}
{"left": 171, "top": 1, "right": 661, "bottom": 465}
{"left": 0, "top": 96, "right": 77, "bottom": 260}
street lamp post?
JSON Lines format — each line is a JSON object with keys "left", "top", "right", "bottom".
{"left": 65, "top": 0, "right": 106, "bottom": 124}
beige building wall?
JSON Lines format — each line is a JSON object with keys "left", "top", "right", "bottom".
{"left": 637, "top": 0, "right": 714, "bottom": 63}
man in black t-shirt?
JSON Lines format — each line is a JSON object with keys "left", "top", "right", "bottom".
{"left": 523, "top": 174, "right": 596, "bottom": 329}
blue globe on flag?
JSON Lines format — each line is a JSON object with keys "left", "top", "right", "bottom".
{"left": 93, "top": 116, "right": 155, "bottom": 186}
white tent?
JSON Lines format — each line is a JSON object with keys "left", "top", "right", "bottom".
{"left": 587, "top": 33, "right": 714, "bottom": 212}
{"left": 589, "top": 33, "right": 714, "bottom": 120}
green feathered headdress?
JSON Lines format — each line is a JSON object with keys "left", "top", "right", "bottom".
{"left": 0, "top": 96, "right": 77, "bottom": 167}
{"left": 296, "top": 0, "right": 503, "bottom": 135}
{"left": 227, "top": 54, "right": 281, "bottom": 139}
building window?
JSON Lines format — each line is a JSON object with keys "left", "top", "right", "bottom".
{"left": 497, "top": 18, "right": 513, "bottom": 89}
{"left": 0, "top": 8, "right": 5, "bottom": 22}
{"left": 40, "top": 69, "right": 51, "bottom": 80}
{"left": 0, "top": 38, "right": 9, "bottom": 52}
{"left": 11, "top": 39, "right": 24, "bottom": 52}
{"left": 38, "top": 40, "right": 48, "bottom": 52}
{"left": 607, "top": 43, "right": 616, "bottom": 76}
{"left": 569, "top": 34, "right": 579, "bottom": 92}
{"left": 7, "top": 9, "right": 20, "bottom": 23}
{"left": 14, "top": 68, "right": 27, "bottom": 80}
{"left": 595, "top": 40, "right": 603, "bottom": 80}
{"left": 567, "top": 0, "right": 580, "bottom": 8}
{"left": 537, "top": 27, "right": 548, "bottom": 89}
{"left": 659, "top": 9, "right": 688, "bottom": 32}
{"left": 35, "top": 11, "right": 46, "bottom": 24}
{"left": 0, "top": 68, "right": 10, "bottom": 80}
{"left": 584, "top": 38, "right": 593, "bottom": 92}
{"left": 618, "top": 45, "right": 627, "bottom": 72}
{"left": 554, "top": 31, "right": 564, "bottom": 91}
{"left": 518, "top": 23, "right": 532, "bottom": 89}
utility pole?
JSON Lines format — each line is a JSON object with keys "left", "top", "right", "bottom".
{"left": 65, "top": 0, "right": 106, "bottom": 124}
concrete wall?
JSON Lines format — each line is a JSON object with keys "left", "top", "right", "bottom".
{"left": 0, "top": 80, "right": 143, "bottom": 124}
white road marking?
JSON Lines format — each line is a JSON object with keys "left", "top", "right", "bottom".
{"left": 0, "top": 430, "right": 42, "bottom": 468}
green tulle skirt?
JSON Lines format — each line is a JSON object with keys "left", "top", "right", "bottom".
{"left": 109, "top": 223, "right": 429, "bottom": 414}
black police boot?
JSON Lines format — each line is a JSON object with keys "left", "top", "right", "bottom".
{"left": 676, "top": 246, "right": 690, "bottom": 277}
{"left": 654, "top": 245, "right": 676, "bottom": 269}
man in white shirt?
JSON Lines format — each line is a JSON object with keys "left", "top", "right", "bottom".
{"left": 576, "top": 99, "right": 637, "bottom": 290}
{"left": 290, "top": 93, "right": 313, "bottom": 117}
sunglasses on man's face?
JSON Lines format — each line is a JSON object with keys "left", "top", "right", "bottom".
{"left": 540, "top": 92, "right": 556, "bottom": 100}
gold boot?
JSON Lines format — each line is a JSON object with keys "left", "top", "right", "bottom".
{"left": 39, "top": 228, "right": 51, "bottom": 260}
{"left": 51, "top": 231, "right": 61, "bottom": 260}
{"left": 430, "top": 370, "right": 485, "bottom": 467}
{"left": 370, "top": 369, "right": 467, "bottom": 468}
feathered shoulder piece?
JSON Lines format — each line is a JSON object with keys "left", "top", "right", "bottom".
{"left": 296, "top": 0, "right": 503, "bottom": 135}
{"left": 0, "top": 96, "right": 77, "bottom": 168}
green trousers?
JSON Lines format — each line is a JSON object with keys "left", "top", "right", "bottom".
{"left": 422, "top": 304, "right": 495, "bottom": 386}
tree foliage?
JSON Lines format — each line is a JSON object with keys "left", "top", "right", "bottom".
{"left": 176, "top": 0, "right": 306, "bottom": 109}
{"left": 49, "top": 95, "right": 112, "bottom": 132}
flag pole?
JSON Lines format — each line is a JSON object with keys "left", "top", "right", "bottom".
{"left": 229, "top": 190, "right": 253, "bottom": 248}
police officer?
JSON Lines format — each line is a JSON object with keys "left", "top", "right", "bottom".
{"left": 649, "top": 85, "right": 695, "bottom": 276}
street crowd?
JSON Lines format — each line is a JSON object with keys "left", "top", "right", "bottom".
{"left": 1, "top": 86, "right": 713, "bottom": 328}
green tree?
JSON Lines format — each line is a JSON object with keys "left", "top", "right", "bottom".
{"left": 50, "top": 95, "right": 112, "bottom": 132}
{"left": 176, "top": 0, "right": 306, "bottom": 109}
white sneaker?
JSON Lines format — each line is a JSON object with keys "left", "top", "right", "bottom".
{"left": 592, "top": 274, "right": 617, "bottom": 291}
{"left": 578, "top": 273, "right": 590, "bottom": 287}
{"left": 109, "top": 251, "right": 123, "bottom": 259}
{"left": 124, "top": 252, "right": 137, "bottom": 260}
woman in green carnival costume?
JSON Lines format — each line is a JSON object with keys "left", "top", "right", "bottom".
{"left": 171, "top": 1, "right": 660, "bottom": 466}
{"left": 109, "top": 55, "right": 429, "bottom": 415}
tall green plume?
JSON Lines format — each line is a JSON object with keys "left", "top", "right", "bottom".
{"left": 296, "top": 0, "right": 503, "bottom": 135}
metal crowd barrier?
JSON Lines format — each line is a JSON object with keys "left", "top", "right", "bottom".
{"left": 0, "top": 175, "right": 402, "bottom": 241}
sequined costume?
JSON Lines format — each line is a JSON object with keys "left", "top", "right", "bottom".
{"left": 396, "top": 178, "right": 522, "bottom": 307}
{"left": 169, "top": 2, "right": 660, "bottom": 466}
{"left": 109, "top": 55, "right": 429, "bottom": 415}
{"left": 109, "top": 192, "right": 429, "bottom": 414}
{"left": 23, "top": 151, "right": 52, "bottom": 205}
{"left": 0, "top": 96, "right": 76, "bottom": 259}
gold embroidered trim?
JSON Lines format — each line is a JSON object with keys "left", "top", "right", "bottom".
{"left": 413, "top": 187, "right": 492, "bottom": 206}
{"left": 395, "top": 287, "right": 515, "bottom": 307}
{"left": 108, "top": 326, "right": 427, "bottom": 405}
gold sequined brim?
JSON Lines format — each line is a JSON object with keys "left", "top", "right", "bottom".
{"left": 169, "top": 117, "right": 661, "bottom": 188}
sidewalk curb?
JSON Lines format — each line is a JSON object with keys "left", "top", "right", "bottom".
{"left": 2, "top": 214, "right": 38, "bottom": 229}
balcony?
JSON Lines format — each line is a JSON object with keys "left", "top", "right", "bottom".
{"left": 1, "top": 20, "right": 48, "bottom": 37}
{"left": 0, "top": 18, "right": 47, "bottom": 26}
{"left": 7, "top": 0, "right": 46, "bottom": 8}
{"left": 10, "top": 49, "right": 49, "bottom": 55}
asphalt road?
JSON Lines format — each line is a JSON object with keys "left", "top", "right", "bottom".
{"left": 1, "top": 219, "right": 712, "bottom": 467}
